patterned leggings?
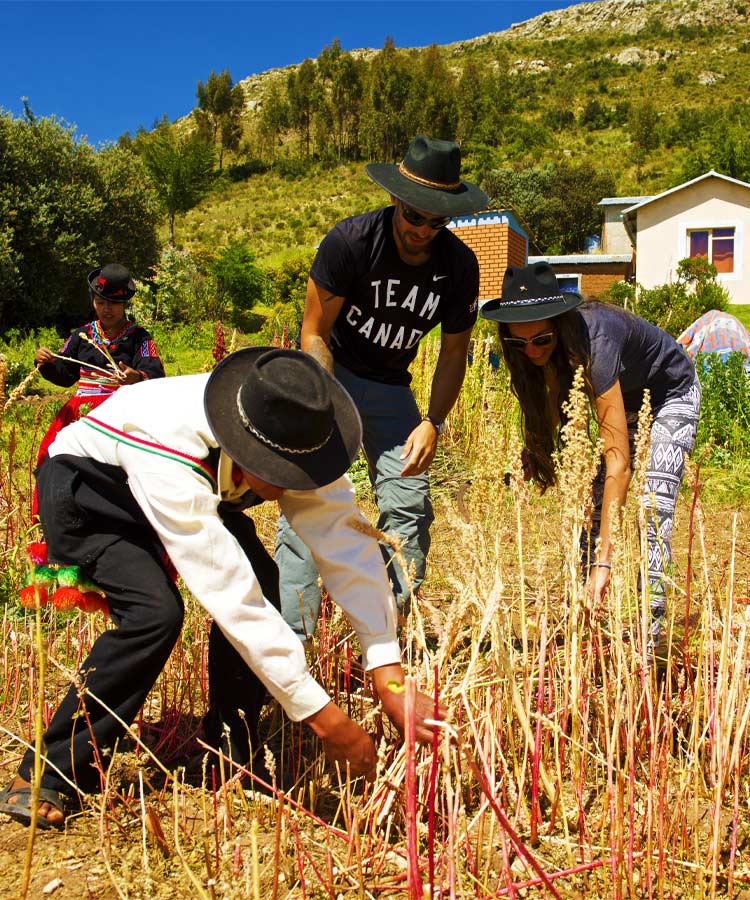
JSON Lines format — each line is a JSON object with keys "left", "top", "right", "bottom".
{"left": 581, "top": 378, "right": 701, "bottom": 625}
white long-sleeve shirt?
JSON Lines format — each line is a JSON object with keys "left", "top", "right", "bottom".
{"left": 48, "top": 373, "right": 400, "bottom": 721}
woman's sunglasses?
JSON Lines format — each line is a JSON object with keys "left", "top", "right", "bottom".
{"left": 504, "top": 332, "right": 556, "bottom": 350}
{"left": 399, "top": 203, "right": 452, "bottom": 230}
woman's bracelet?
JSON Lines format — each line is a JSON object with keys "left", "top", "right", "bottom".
{"left": 591, "top": 562, "right": 611, "bottom": 570}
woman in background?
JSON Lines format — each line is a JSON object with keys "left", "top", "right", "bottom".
{"left": 481, "top": 262, "right": 700, "bottom": 652}
{"left": 33, "top": 263, "right": 165, "bottom": 495}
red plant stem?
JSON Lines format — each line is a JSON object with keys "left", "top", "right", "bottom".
{"left": 271, "top": 794, "right": 284, "bottom": 900}
{"left": 727, "top": 760, "right": 741, "bottom": 896}
{"left": 404, "top": 676, "right": 422, "bottom": 900}
{"left": 627, "top": 715, "right": 637, "bottom": 893}
{"left": 495, "top": 851, "right": 647, "bottom": 895}
{"left": 427, "top": 665, "right": 439, "bottom": 893}
{"left": 498, "top": 822, "right": 517, "bottom": 900}
{"left": 530, "top": 616, "right": 548, "bottom": 846}
{"left": 344, "top": 640, "right": 352, "bottom": 718}
{"left": 211, "top": 767, "right": 220, "bottom": 873}
{"left": 460, "top": 747, "right": 563, "bottom": 899}
{"left": 232, "top": 839, "right": 241, "bottom": 880}
{"left": 682, "top": 452, "right": 704, "bottom": 680}
{"left": 293, "top": 820, "right": 308, "bottom": 900}
{"left": 287, "top": 815, "right": 336, "bottom": 900}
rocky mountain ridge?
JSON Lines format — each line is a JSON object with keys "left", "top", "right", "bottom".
{"left": 232, "top": 0, "right": 747, "bottom": 112}
{"left": 499, "top": 0, "right": 747, "bottom": 40}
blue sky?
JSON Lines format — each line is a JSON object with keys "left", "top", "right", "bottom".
{"left": 1, "top": 1, "right": 573, "bottom": 146}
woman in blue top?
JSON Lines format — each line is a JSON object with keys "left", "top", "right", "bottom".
{"left": 481, "top": 262, "right": 701, "bottom": 649}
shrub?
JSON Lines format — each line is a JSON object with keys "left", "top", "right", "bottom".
{"left": 261, "top": 250, "right": 316, "bottom": 342}
{"left": 274, "top": 156, "right": 313, "bottom": 179}
{"left": 149, "top": 247, "right": 212, "bottom": 325}
{"left": 211, "top": 240, "right": 266, "bottom": 329}
{"left": 0, "top": 326, "right": 71, "bottom": 390}
{"left": 695, "top": 352, "right": 750, "bottom": 460}
{"left": 598, "top": 280, "right": 635, "bottom": 308}
{"left": 227, "top": 158, "right": 271, "bottom": 181}
{"left": 632, "top": 257, "right": 729, "bottom": 336}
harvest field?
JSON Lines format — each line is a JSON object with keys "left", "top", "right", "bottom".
{"left": 0, "top": 337, "right": 749, "bottom": 899}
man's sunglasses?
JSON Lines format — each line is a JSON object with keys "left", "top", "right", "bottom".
{"left": 399, "top": 203, "right": 451, "bottom": 230}
{"left": 504, "top": 331, "right": 556, "bottom": 350}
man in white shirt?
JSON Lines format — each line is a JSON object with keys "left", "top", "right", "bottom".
{"left": 0, "top": 348, "right": 439, "bottom": 829}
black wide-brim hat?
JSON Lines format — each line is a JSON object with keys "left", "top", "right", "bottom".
{"left": 204, "top": 347, "right": 362, "bottom": 491}
{"left": 88, "top": 263, "right": 136, "bottom": 302}
{"left": 366, "top": 134, "right": 488, "bottom": 217}
{"left": 481, "top": 262, "right": 584, "bottom": 324}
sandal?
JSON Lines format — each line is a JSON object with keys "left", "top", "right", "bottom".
{"left": 0, "top": 781, "right": 66, "bottom": 830}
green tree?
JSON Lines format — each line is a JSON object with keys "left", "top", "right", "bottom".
{"left": 456, "top": 60, "right": 485, "bottom": 143}
{"left": 195, "top": 69, "right": 245, "bottom": 169}
{"left": 406, "top": 45, "right": 457, "bottom": 140}
{"left": 629, "top": 98, "right": 661, "bottom": 151}
{"left": 95, "top": 145, "right": 161, "bottom": 280}
{"left": 679, "top": 120, "right": 750, "bottom": 184}
{"left": 0, "top": 111, "right": 160, "bottom": 331}
{"left": 474, "top": 66, "right": 513, "bottom": 146}
{"left": 484, "top": 161, "right": 614, "bottom": 253}
{"left": 547, "top": 161, "right": 615, "bottom": 252}
{"left": 361, "top": 37, "right": 413, "bottom": 162}
{"left": 579, "top": 98, "right": 611, "bottom": 130}
{"left": 138, "top": 126, "right": 215, "bottom": 247}
{"left": 210, "top": 240, "right": 265, "bottom": 328}
{"left": 262, "top": 250, "right": 315, "bottom": 340}
{"left": 316, "top": 40, "right": 364, "bottom": 160}
{"left": 287, "top": 58, "right": 318, "bottom": 157}
{"left": 257, "top": 80, "right": 289, "bottom": 160}
{"left": 148, "top": 247, "right": 210, "bottom": 324}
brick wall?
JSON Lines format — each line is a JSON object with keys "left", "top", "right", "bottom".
{"left": 546, "top": 261, "right": 633, "bottom": 299}
{"left": 581, "top": 270, "right": 627, "bottom": 297}
{"left": 452, "top": 222, "right": 527, "bottom": 301}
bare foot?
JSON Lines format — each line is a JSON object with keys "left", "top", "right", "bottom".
{"left": 4, "top": 775, "right": 65, "bottom": 826}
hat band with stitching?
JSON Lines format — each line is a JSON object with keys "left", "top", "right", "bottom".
{"left": 236, "top": 389, "right": 333, "bottom": 455}
{"left": 496, "top": 293, "right": 570, "bottom": 307}
{"left": 398, "top": 162, "right": 461, "bottom": 190}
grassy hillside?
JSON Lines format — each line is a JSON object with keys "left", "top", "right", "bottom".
{"left": 177, "top": 162, "right": 382, "bottom": 266}
{"left": 171, "top": 0, "right": 750, "bottom": 263}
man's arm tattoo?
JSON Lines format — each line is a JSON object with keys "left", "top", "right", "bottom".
{"left": 306, "top": 335, "right": 335, "bottom": 374}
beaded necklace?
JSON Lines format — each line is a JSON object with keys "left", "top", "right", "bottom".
{"left": 90, "top": 318, "right": 138, "bottom": 347}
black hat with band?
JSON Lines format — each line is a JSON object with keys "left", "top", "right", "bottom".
{"left": 481, "top": 262, "right": 584, "bottom": 324}
{"left": 365, "top": 135, "right": 488, "bottom": 217}
{"left": 204, "top": 347, "right": 362, "bottom": 491}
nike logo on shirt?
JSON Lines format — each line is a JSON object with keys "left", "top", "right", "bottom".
{"left": 433, "top": 274, "right": 448, "bottom": 281}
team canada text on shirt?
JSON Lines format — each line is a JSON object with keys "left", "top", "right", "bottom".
{"left": 310, "top": 208, "right": 480, "bottom": 385}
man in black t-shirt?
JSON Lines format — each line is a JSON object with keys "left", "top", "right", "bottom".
{"left": 276, "top": 135, "right": 488, "bottom": 638}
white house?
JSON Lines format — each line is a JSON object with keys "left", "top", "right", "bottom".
{"left": 621, "top": 170, "right": 749, "bottom": 306}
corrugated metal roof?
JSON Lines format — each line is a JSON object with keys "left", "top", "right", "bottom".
{"left": 598, "top": 196, "right": 652, "bottom": 206}
{"left": 528, "top": 254, "right": 632, "bottom": 265}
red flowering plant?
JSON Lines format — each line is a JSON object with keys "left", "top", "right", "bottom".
{"left": 211, "top": 322, "right": 227, "bottom": 366}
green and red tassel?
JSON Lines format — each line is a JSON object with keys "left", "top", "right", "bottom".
{"left": 20, "top": 542, "right": 109, "bottom": 617}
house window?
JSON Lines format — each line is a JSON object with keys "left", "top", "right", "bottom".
{"left": 688, "top": 227, "right": 735, "bottom": 273}
{"left": 558, "top": 274, "right": 581, "bottom": 293}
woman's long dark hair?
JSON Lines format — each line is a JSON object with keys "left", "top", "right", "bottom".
{"left": 499, "top": 305, "right": 598, "bottom": 491}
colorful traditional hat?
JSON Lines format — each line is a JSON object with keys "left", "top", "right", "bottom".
{"left": 87, "top": 263, "right": 136, "bottom": 302}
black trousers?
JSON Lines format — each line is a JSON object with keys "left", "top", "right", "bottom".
{"left": 20, "top": 457, "right": 279, "bottom": 797}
